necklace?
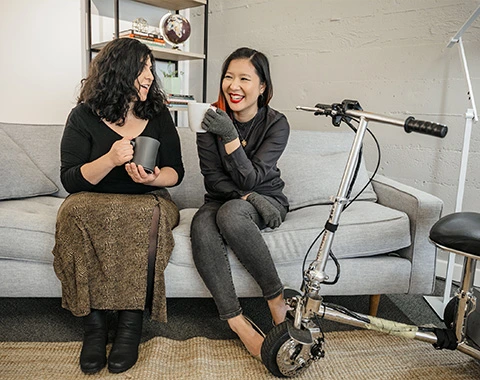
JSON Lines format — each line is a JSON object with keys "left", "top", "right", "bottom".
{"left": 233, "top": 114, "right": 257, "bottom": 147}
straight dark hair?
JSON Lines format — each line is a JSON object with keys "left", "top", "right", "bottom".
{"left": 78, "top": 38, "right": 166, "bottom": 126}
{"left": 217, "top": 47, "right": 273, "bottom": 112}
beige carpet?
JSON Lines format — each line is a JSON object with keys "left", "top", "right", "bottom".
{"left": 1, "top": 330, "right": 479, "bottom": 379}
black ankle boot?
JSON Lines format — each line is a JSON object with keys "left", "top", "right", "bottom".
{"left": 80, "top": 309, "right": 108, "bottom": 374}
{"left": 108, "top": 310, "right": 143, "bottom": 373}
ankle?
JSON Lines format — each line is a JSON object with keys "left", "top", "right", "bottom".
{"left": 117, "top": 310, "right": 143, "bottom": 331}
{"left": 268, "top": 296, "right": 290, "bottom": 325}
{"left": 80, "top": 310, "right": 108, "bottom": 374}
{"left": 108, "top": 310, "right": 143, "bottom": 374}
{"left": 83, "top": 309, "right": 107, "bottom": 335}
{"left": 227, "top": 314, "right": 248, "bottom": 333}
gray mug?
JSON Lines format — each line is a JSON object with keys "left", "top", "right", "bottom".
{"left": 131, "top": 136, "right": 160, "bottom": 174}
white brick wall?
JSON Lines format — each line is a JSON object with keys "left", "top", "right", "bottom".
{"left": 200, "top": 0, "right": 480, "bottom": 215}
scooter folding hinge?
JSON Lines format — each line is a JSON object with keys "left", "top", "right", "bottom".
{"left": 329, "top": 195, "right": 348, "bottom": 204}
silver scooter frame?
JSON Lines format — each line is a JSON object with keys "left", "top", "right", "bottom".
{"left": 265, "top": 103, "right": 479, "bottom": 378}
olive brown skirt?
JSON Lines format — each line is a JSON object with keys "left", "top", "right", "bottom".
{"left": 52, "top": 190, "right": 179, "bottom": 322}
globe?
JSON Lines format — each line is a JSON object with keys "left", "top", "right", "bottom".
{"left": 160, "top": 13, "right": 191, "bottom": 48}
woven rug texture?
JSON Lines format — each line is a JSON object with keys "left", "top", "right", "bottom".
{"left": 1, "top": 330, "right": 479, "bottom": 379}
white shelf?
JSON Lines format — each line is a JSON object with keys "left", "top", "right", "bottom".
{"left": 134, "top": 0, "right": 206, "bottom": 10}
{"left": 92, "top": 40, "right": 205, "bottom": 61}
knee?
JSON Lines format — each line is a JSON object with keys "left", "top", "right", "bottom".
{"left": 57, "top": 194, "right": 86, "bottom": 220}
{"left": 191, "top": 210, "right": 210, "bottom": 241}
{"left": 190, "top": 206, "right": 222, "bottom": 251}
{"left": 216, "top": 199, "right": 252, "bottom": 235}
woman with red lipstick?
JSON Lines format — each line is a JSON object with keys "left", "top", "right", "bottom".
{"left": 190, "top": 47, "right": 290, "bottom": 361}
{"left": 53, "top": 38, "right": 184, "bottom": 374}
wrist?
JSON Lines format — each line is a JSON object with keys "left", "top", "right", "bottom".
{"left": 224, "top": 138, "right": 241, "bottom": 154}
{"left": 222, "top": 130, "right": 239, "bottom": 144}
{"left": 105, "top": 151, "right": 121, "bottom": 168}
{"left": 241, "top": 192, "right": 252, "bottom": 201}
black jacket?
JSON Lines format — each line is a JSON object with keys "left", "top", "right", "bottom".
{"left": 196, "top": 106, "right": 289, "bottom": 207}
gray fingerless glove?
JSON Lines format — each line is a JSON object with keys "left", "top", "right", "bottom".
{"left": 247, "top": 192, "right": 282, "bottom": 229}
{"left": 201, "top": 108, "right": 238, "bottom": 143}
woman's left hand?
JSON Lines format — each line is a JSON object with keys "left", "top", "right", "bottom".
{"left": 125, "top": 162, "right": 160, "bottom": 184}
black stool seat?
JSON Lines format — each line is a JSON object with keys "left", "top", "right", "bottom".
{"left": 430, "top": 212, "right": 480, "bottom": 258}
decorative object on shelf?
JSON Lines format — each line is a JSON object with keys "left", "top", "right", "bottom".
{"left": 161, "top": 62, "right": 184, "bottom": 95}
{"left": 159, "top": 13, "right": 191, "bottom": 49}
{"left": 132, "top": 17, "right": 148, "bottom": 33}
{"left": 161, "top": 61, "right": 183, "bottom": 78}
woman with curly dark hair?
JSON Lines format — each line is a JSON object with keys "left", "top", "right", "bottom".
{"left": 52, "top": 38, "right": 184, "bottom": 374}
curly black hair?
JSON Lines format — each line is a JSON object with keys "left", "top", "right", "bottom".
{"left": 78, "top": 38, "right": 166, "bottom": 126}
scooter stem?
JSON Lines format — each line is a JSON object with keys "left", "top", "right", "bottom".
{"left": 304, "top": 116, "right": 370, "bottom": 297}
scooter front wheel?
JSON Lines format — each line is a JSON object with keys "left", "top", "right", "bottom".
{"left": 261, "top": 321, "right": 313, "bottom": 378}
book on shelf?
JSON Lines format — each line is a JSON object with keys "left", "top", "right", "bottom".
{"left": 166, "top": 94, "right": 195, "bottom": 108}
{"left": 167, "top": 103, "right": 188, "bottom": 109}
{"left": 118, "top": 29, "right": 164, "bottom": 42}
{"left": 168, "top": 94, "right": 195, "bottom": 99}
{"left": 117, "top": 29, "right": 166, "bottom": 48}
{"left": 140, "top": 40, "right": 167, "bottom": 50}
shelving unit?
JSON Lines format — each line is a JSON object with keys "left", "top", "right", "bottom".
{"left": 85, "top": 0, "right": 208, "bottom": 101}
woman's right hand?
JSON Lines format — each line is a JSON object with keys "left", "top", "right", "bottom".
{"left": 108, "top": 136, "right": 134, "bottom": 166}
{"left": 201, "top": 108, "right": 238, "bottom": 143}
{"left": 80, "top": 136, "right": 135, "bottom": 186}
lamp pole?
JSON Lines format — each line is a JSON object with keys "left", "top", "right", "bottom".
{"left": 424, "top": 5, "right": 479, "bottom": 318}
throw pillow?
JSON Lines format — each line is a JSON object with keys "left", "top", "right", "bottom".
{"left": 0, "top": 129, "right": 58, "bottom": 200}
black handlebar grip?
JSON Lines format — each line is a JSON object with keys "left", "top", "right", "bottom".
{"left": 404, "top": 117, "right": 448, "bottom": 138}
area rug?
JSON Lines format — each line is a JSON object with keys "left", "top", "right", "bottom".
{"left": 1, "top": 330, "right": 478, "bottom": 379}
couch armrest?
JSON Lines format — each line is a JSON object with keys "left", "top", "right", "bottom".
{"left": 371, "top": 174, "right": 443, "bottom": 294}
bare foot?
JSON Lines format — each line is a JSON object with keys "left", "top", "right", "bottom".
{"left": 228, "top": 315, "right": 264, "bottom": 357}
{"left": 268, "top": 294, "right": 291, "bottom": 325}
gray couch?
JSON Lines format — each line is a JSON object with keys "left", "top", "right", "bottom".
{"left": 0, "top": 121, "right": 443, "bottom": 313}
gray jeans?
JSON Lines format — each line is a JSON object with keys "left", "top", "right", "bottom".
{"left": 190, "top": 197, "right": 287, "bottom": 320}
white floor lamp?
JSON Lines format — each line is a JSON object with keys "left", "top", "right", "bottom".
{"left": 424, "top": 5, "right": 479, "bottom": 318}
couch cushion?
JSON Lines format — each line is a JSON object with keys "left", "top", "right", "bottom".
{"left": 171, "top": 201, "right": 410, "bottom": 268}
{"left": 0, "top": 196, "right": 63, "bottom": 262}
{"left": 279, "top": 130, "right": 377, "bottom": 210}
{"left": 0, "top": 122, "right": 68, "bottom": 198}
{"left": 0, "top": 129, "right": 58, "bottom": 200}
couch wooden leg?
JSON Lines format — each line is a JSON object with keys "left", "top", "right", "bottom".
{"left": 369, "top": 294, "right": 381, "bottom": 316}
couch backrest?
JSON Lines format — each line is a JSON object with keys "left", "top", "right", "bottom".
{"left": 0, "top": 122, "right": 377, "bottom": 210}
{"left": 168, "top": 128, "right": 205, "bottom": 209}
{"left": 278, "top": 130, "right": 377, "bottom": 210}
{"left": 171, "top": 128, "right": 377, "bottom": 211}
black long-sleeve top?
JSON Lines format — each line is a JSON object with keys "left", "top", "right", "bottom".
{"left": 60, "top": 103, "right": 184, "bottom": 194}
{"left": 196, "top": 106, "right": 289, "bottom": 208}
